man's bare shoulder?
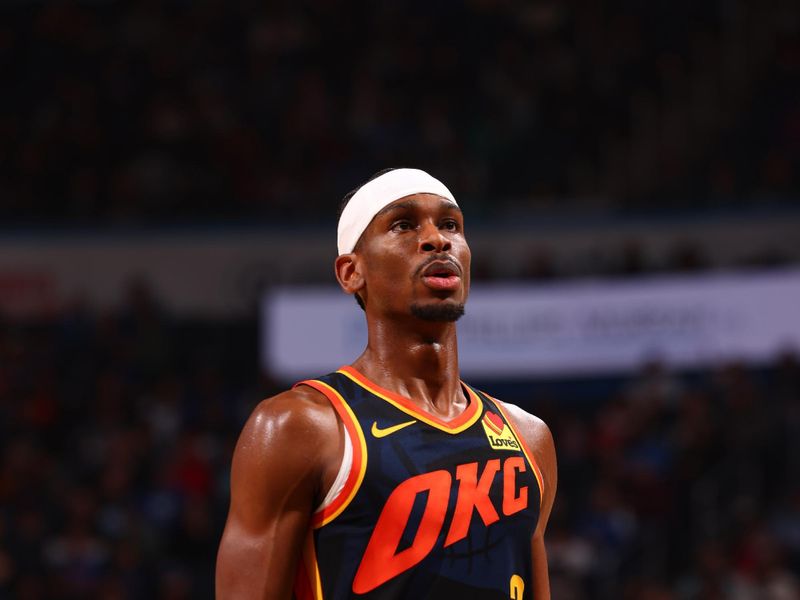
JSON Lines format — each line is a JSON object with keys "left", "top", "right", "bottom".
{"left": 250, "top": 384, "right": 339, "bottom": 427}
{"left": 236, "top": 384, "right": 341, "bottom": 473}
{"left": 495, "top": 400, "right": 553, "bottom": 452}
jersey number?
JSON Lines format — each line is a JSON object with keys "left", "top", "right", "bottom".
{"left": 510, "top": 574, "right": 525, "bottom": 599}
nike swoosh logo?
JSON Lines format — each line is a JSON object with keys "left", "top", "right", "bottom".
{"left": 371, "top": 420, "right": 417, "bottom": 438}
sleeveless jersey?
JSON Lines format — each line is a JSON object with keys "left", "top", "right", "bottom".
{"left": 292, "top": 366, "right": 544, "bottom": 600}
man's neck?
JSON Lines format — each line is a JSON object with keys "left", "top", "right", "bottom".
{"left": 350, "top": 318, "right": 466, "bottom": 420}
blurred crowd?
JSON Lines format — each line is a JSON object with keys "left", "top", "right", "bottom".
{"left": 1, "top": 285, "right": 798, "bottom": 599}
{"left": 543, "top": 358, "right": 800, "bottom": 599}
{"left": 0, "top": 289, "right": 254, "bottom": 599}
{"left": 1, "top": 0, "right": 798, "bottom": 224}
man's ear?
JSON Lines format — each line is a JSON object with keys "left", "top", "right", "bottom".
{"left": 335, "top": 253, "right": 365, "bottom": 296}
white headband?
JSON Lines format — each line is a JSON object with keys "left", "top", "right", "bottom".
{"left": 337, "top": 168, "right": 458, "bottom": 255}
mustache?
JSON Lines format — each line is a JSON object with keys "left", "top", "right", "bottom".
{"left": 413, "top": 254, "right": 462, "bottom": 278}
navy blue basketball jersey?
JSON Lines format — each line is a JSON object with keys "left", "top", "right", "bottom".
{"left": 292, "top": 366, "right": 544, "bottom": 599}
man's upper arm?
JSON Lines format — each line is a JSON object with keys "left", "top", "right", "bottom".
{"left": 216, "top": 387, "right": 340, "bottom": 600}
{"left": 524, "top": 414, "right": 557, "bottom": 540}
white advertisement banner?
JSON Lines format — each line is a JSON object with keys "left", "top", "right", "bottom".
{"left": 261, "top": 269, "right": 800, "bottom": 380}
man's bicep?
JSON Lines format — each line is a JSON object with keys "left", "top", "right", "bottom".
{"left": 531, "top": 418, "right": 557, "bottom": 538}
{"left": 216, "top": 395, "right": 328, "bottom": 600}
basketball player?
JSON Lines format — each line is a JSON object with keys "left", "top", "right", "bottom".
{"left": 216, "top": 168, "right": 557, "bottom": 599}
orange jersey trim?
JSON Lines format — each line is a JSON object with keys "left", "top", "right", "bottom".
{"left": 337, "top": 366, "right": 482, "bottom": 434}
{"left": 486, "top": 396, "right": 545, "bottom": 508}
{"left": 296, "top": 379, "right": 368, "bottom": 528}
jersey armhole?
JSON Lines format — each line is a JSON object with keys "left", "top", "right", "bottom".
{"left": 315, "top": 423, "right": 352, "bottom": 513}
{"left": 294, "top": 379, "right": 368, "bottom": 528}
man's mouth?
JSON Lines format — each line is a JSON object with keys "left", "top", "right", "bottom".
{"left": 421, "top": 261, "right": 461, "bottom": 291}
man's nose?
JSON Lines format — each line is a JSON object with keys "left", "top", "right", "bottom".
{"left": 419, "top": 222, "right": 451, "bottom": 253}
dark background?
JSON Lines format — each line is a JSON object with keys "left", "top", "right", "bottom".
{"left": 1, "top": 1, "right": 799, "bottom": 599}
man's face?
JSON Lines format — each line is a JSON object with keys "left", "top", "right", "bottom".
{"left": 354, "top": 193, "right": 471, "bottom": 321}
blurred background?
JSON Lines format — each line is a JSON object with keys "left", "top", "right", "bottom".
{"left": 1, "top": 0, "right": 799, "bottom": 598}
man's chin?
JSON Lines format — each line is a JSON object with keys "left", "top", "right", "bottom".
{"left": 410, "top": 301, "right": 465, "bottom": 322}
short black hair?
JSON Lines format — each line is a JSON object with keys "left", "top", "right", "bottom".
{"left": 339, "top": 167, "right": 401, "bottom": 311}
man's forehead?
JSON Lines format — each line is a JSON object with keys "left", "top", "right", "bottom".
{"left": 337, "top": 168, "right": 457, "bottom": 254}
{"left": 375, "top": 194, "right": 461, "bottom": 217}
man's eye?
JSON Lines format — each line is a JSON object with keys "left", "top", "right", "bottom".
{"left": 391, "top": 220, "right": 413, "bottom": 231}
{"left": 442, "top": 220, "right": 458, "bottom": 231}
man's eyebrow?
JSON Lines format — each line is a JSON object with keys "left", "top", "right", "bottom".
{"left": 375, "top": 198, "right": 461, "bottom": 217}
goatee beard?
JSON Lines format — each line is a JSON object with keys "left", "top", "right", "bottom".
{"left": 410, "top": 302, "right": 465, "bottom": 322}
